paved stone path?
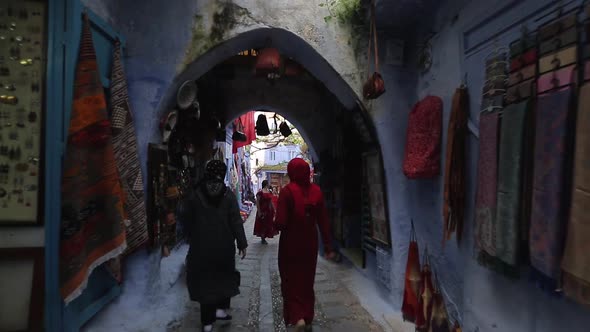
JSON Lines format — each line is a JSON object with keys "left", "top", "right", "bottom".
{"left": 170, "top": 209, "right": 384, "bottom": 332}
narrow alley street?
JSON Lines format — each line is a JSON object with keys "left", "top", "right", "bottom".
{"left": 167, "top": 209, "right": 386, "bottom": 332}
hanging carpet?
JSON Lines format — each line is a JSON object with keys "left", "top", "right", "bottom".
{"left": 109, "top": 39, "right": 148, "bottom": 255}
{"left": 495, "top": 100, "right": 531, "bottom": 273}
{"left": 529, "top": 88, "right": 576, "bottom": 290}
{"left": 562, "top": 83, "right": 590, "bottom": 307}
{"left": 60, "top": 14, "right": 127, "bottom": 304}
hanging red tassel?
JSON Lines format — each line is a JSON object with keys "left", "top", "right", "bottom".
{"left": 429, "top": 272, "right": 451, "bottom": 332}
{"left": 416, "top": 248, "right": 434, "bottom": 332}
{"left": 402, "top": 220, "right": 422, "bottom": 322}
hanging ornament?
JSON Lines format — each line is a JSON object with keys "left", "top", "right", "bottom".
{"left": 416, "top": 247, "right": 434, "bottom": 332}
{"left": 279, "top": 121, "right": 292, "bottom": 137}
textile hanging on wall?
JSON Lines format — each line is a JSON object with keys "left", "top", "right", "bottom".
{"left": 495, "top": 100, "right": 531, "bottom": 271}
{"left": 232, "top": 111, "right": 256, "bottom": 154}
{"left": 475, "top": 111, "right": 500, "bottom": 262}
{"left": 403, "top": 96, "right": 443, "bottom": 179}
{"left": 529, "top": 88, "right": 575, "bottom": 290}
{"left": 443, "top": 86, "right": 468, "bottom": 244}
{"left": 562, "top": 83, "right": 590, "bottom": 306}
{"left": 109, "top": 40, "right": 149, "bottom": 255}
{"left": 401, "top": 222, "right": 421, "bottom": 322}
{"left": 60, "top": 15, "right": 127, "bottom": 303}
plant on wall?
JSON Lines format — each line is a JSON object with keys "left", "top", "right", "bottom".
{"left": 319, "top": 0, "right": 362, "bottom": 24}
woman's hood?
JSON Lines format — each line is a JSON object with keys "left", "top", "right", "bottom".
{"left": 287, "top": 158, "right": 311, "bottom": 187}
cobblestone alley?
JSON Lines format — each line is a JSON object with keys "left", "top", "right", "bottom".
{"left": 168, "top": 210, "right": 385, "bottom": 332}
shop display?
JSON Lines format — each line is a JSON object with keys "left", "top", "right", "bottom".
{"left": 0, "top": 0, "right": 47, "bottom": 225}
{"left": 362, "top": 0, "right": 385, "bottom": 100}
{"left": 362, "top": 150, "right": 390, "bottom": 246}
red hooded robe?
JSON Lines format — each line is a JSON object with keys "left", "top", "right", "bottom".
{"left": 275, "top": 158, "right": 333, "bottom": 325}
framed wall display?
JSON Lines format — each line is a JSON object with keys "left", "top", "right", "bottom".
{"left": 0, "top": 0, "right": 48, "bottom": 225}
{"left": 362, "top": 150, "right": 391, "bottom": 247}
{"left": 0, "top": 247, "right": 44, "bottom": 332}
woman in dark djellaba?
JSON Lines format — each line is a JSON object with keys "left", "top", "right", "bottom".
{"left": 179, "top": 160, "right": 248, "bottom": 332}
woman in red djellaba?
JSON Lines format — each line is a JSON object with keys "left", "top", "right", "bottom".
{"left": 275, "top": 158, "right": 335, "bottom": 331}
{"left": 254, "top": 180, "right": 277, "bottom": 244}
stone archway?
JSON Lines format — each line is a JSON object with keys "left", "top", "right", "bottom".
{"left": 157, "top": 27, "right": 377, "bottom": 148}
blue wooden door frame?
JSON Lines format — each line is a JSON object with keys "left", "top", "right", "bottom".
{"left": 45, "top": 1, "right": 126, "bottom": 331}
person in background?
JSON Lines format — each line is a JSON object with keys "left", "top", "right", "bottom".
{"left": 254, "top": 180, "right": 277, "bottom": 244}
{"left": 271, "top": 186, "right": 279, "bottom": 212}
{"left": 179, "top": 160, "right": 248, "bottom": 332}
{"left": 274, "top": 158, "right": 336, "bottom": 331}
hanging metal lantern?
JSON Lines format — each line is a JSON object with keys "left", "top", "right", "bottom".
{"left": 255, "top": 48, "right": 282, "bottom": 78}
{"left": 255, "top": 114, "right": 270, "bottom": 136}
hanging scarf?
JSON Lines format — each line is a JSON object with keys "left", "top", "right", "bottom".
{"left": 60, "top": 15, "right": 127, "bottom": 303}
{"left": 402, "top": 221, "right": 422, "bottom": 322}
{"left": 416, "top": 250, "right": 434, "bottom": 332}
{"left": 475, "top": 111, "right": 500, "bottom": 264}
{"left": 562, "top": 83, "right": 590, "bottom": 307}
{"left": 494, "top": 100, "right": 531, "bottom": 274}
{"left": 443, "top": 86, "right": 468, "bottom": 244}
{"left": 530, "top": 87, "right": 575, "bottom": 290}
{"left": 109, "top": 40, "right": 149, "bottom": 255}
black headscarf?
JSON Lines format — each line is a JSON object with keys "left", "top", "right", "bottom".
{"left": 200, "top": 160, "right": 228, "bottom": 203}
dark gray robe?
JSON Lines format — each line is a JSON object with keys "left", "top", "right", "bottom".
{"left": 181, "top": 186, "right": 248, "bottom": 304}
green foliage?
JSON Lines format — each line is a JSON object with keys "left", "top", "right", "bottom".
{"left": 319, "top": 0, "right": 362, "bottom": 25}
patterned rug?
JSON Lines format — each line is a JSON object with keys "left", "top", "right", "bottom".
{"left": 109, "top": 39, "right": 148, "bottom": 255}
{"left": 60, "top": 14, "right": 127, "bottom": 304}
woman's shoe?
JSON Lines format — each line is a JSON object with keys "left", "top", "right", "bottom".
{"left": 201, "top": 324, "right": 213, "bottom": 332}
{"left": 305, "top": 324, "right": 313, "bottom": 331}
{"left": 216, "top": 309, "right": 232, "bottom": 320}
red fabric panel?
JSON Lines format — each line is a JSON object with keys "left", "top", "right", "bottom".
{"left": 403, "top": 96, "right": 443, "bottom": 179}
{"left": 232, "top": 111, "right": 256, "bottom": 153}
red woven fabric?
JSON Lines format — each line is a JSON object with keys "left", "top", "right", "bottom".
{"left": 403, "top": 96, "right": 443, "bottom": 179}
{"left": 402, "top": 241, "right": 422, "bottom": 322}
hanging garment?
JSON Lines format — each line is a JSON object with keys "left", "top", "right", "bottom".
{"left": 60, "top": 15, "right": 127, "bottom": 304}
{"left": 475, "top": 111, "right": 500, "bottom": 262}
{"left": 275, "top": 158, "right": 333, "bottom": 326}
{"left": 562, "top": 83, "right": 590, "bottom": 307}
{"left": 530, "top": 88, "right": 575, "bottom": 290}
{"left": 495, "top": 100, "right": 531, "bottom": 270}
{"left": 416, "top": 252, "right": 434, "bottom": 332}
{"left": 443, "top": 87, "right": 468, "bottom": 244}
{"left": 403, "top": 96, "right": 443, "bottom": 179}
{"left": 109, "top": 40, "right": 148, "bottom": 255}
{"left": 402, "top": 222, "right": 422, "bottom": 322}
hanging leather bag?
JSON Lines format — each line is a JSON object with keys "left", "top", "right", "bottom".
{"left": 256, "top": 114, "right": 270, "bottom": 136}
{"left": 363, "top": 0, "right": 385, "bottom": 99}
{"left": 232, "top": 118, "right": 248, "bottom": 142}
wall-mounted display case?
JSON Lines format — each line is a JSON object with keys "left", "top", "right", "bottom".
{"left": 0, "top": 0, "right": 47, "bottom": 226}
